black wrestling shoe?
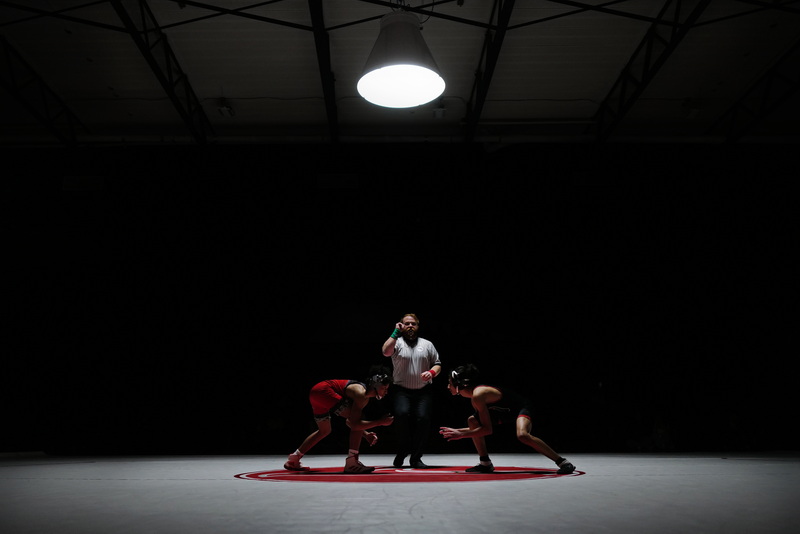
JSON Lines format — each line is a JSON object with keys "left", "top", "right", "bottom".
{"left": 465, "top": 463, "right": 494, "bottom": 473}
{"left": 557, "top": 459, "right": 576, "bottom": 474}
{"left": 393, "top": 454, "right": 406, "bottom": 468}
{"left": 410, "top": 460, "right": 429, "bottom": 469}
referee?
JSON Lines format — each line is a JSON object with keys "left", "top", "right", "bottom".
{"left": 382, "top": 313, "right": 442, "bottom": 469}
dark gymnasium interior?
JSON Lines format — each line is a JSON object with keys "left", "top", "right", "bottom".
{"left": 4, "top": 0, "right": 797, "bottom": 460}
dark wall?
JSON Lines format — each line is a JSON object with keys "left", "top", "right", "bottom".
{"left": 5, "top": 142, "right": 794, "bottom": 455}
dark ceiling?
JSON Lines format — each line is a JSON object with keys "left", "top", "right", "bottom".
{"left": 1, "top": 0, "right": 799, "bottom": 147}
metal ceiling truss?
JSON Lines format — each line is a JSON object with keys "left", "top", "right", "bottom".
{"left": 160, "top": 0, "right": 311, "bottom": 31}
{"left": 355, "top": 0, "right": 492, "bottom": 29}
{"left": 162, "top": 0, "right": 337, "bottom": 141}
{"left": 110, "top": 0, "right": 213, "bottom": 144}
{"left": 730, "top": 0, "right": 800, "bottom": 16}
{"left": 590, "top": 0, "right": 712, "bottom": 142}
{"left": 308, "top": 0, "right": 338, "bottom": 143}
{"left": 0, "top": 0, "right": 213, "bottom": 144}
{"left": 0, "top": 0, "right": 126, "bottom": 32}
{"left": 694, "top": 0, "right": 800, "bottom": 26}
{"left": 2, "top": 0, "right": 798, "bottom": 145}
{"left": 541, "top": 0, "right": 681, "bottom": 26}
{"left": 0, "top": 35, "right": 87, "bottom": 145}
{"left": 464, "top": 0, "right": 515, "bottom": 143}
{"left": 710, "top": 34, "right": 800, "bottom": 142}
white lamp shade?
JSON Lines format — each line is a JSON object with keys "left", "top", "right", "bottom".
{"left": 357, "top": 11, "right": 445, "bottom": 108}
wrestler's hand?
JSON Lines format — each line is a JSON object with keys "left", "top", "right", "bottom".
{"left": 364, "top": 431, "right": 378, "bottom": 446}
{"left": 379, "top": 414, "right": 394, "bottom": 426}
{"left": 439, "top": 427, "right": 463, "bottom": 441}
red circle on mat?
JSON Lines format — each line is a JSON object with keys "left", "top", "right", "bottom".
{"left": 234, "top": 465, "right": 583, "bottom": 483}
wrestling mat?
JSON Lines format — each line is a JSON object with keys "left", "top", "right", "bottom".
{"left": 235, "top": 465, "right": 585, "bottom": 483}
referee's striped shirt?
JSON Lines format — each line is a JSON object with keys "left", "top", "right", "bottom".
{"left": 387, "top": 337, "right": 441, "bottom": 389}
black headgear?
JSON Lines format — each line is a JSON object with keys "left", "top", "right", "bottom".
{"left": 450, "top": 364, "right": 479, "bottom": 389}
{"left": 450, "top": 369, "right": 471, "bottom": 388}
{"left": 369, "top": 373, "right": 391, "bottom": 388}
{"left": 367, "top": 372, "right": 391, "bottom": 400}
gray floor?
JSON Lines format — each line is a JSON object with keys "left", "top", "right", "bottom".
{"left": 2, "top": 452, "right": 798, "bottom": 533}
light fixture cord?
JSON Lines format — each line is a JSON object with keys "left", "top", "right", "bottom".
{"left": 391, "top": 0, "right": 433, "bottom": 24}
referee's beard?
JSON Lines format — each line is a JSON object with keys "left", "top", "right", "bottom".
{"left": 403, "top": 329, "right": 418, "bottom": 344}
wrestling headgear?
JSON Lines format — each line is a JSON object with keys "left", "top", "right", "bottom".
{"left": 367, "top": 373, "right": 392, "bottom": 399}
{"left": 450, "top": 364, "right": 479, "bottom": 390}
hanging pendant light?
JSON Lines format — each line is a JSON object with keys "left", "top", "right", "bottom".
{"left": 357, "top": 10, "right": 446, "bottom": 108}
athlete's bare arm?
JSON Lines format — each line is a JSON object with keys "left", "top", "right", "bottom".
{"left": 439, "top": 386, "right": 496, "bottom": 440}
{"left": 345, "top": 384, "right": 393, "bottom": 431}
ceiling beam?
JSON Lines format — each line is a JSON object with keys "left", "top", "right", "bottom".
{"left": 110, "top": 0, "right": 213, "bottom": 144}
{"left": 695, "top": 0, "right": 800, "bottom": 26}
{"left": 710, "top": 35, "right": 800, "bottom": 142}
{"left": 308, "top": 0, "right": 338, "bottom": 143}
{"left": 355, "top": 0, "right": 492, "bottom": 30}
{"left": 464, "top": 0, "right": 516, "bottom": 143}
{"left": 0, "top": 35, "right": 86, "bottom": 145}
{"left": 591, "top": 0, "right": 712, "bottom": 142}
{"left": 542, "top": 0, "right": 678, "bottom": 26}
{"left": 509, "top": 0, "right": 636, "bottom": 30}
{"left": 160, "top": 0, "right": 312, "bottom": 31}
{"left": 0, "top": 0, "right": 125, "bottom": 32}
{"left": 733, "top": 0, "right": 800, "bottom": 15}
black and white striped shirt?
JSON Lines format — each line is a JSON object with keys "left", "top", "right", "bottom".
{"left": 387, "top": 337, "right": 441, "bottom": 389}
